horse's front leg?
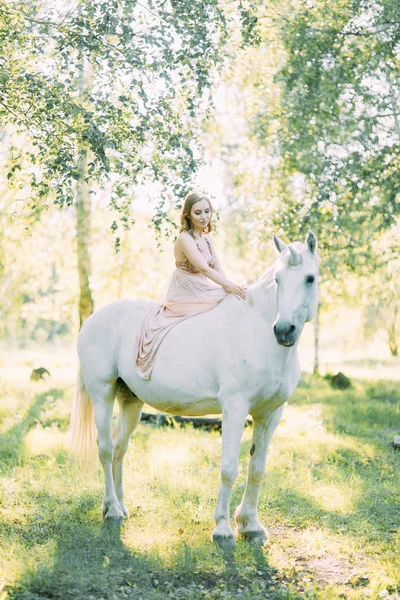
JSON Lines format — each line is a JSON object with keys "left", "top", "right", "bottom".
{"left": 213, "top": 402, "right": 249, "bottom": 549}
{"left": 235, "top": 405, "right": 284, "bottom": 543}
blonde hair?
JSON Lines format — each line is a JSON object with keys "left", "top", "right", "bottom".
{"left": 179, "top": 191, "right": 214, "bottom": 234}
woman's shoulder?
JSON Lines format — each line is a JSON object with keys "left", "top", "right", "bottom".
{"left": 176, "top": 230, "right": 194, "bottom": 246}
{"left": 176, "top": 230, "right": 193, "bottom": 241}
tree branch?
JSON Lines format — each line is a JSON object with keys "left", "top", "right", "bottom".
{"left": 0, "top": 100, "right": 36, "bottom": 137}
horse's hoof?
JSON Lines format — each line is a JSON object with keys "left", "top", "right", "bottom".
{"left": 240, "top": 529, "right": 269, "bottom": 545}
{"left": 212, "top": 533, "right": 236, "bottom": 550}
{"left": 103, "top": 506, "right": 125, "bottom": 521}
{"left": 104, "top": 514, "right": 124, "bottom": 525}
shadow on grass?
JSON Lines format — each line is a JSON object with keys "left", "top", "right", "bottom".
{"left": 292, "top": 375, "right": 400, "bottom": 444}
{"left": 259, "top": 479, "right": 399, "bottom": 545}
{"left": 5, "top": 491, "right": 288, "bottom": 600}
{"left": 0, "top": 388, "right": 65, "bottom": 475}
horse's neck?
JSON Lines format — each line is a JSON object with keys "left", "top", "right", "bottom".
{"left": 248, "top": 265, "right": 277, "bottom": 321}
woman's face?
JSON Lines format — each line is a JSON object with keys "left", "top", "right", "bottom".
{"left": 189, "top": 199, "right": 212, "bottom": 231}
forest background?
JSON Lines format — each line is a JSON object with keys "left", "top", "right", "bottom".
{"left": 1, "top": 2, "right": 400, "bottom": 600}
{"left": 1, "top": 0, "right": 400, "bottom": 380}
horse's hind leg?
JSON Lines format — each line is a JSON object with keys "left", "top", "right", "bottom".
{"left": 112, "top": 380, "right": 143, "bottom": 517}
{"left": 89, "top": 380, "right": 124, "bottom": 520}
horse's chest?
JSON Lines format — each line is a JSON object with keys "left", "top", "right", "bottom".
{"left": 249, "top": 360, "right": 300, "bottom": 413}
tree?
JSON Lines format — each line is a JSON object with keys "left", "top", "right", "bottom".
{"left": 0, "top": 0, "right": 257, "bottom": 325}
{"left": 1, "top": 0, "right": 232, "bottom": 212}
{"left": 204, "top": 0, "right": 400, "bottom": 370}
{"left": 268, "top": 0, "right": 400, "bottom": 258}
{"left": 270, "top": 0, "right": 400, "bottom": 369}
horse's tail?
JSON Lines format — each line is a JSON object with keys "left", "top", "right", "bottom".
{"left": 69, "top": 367, "right": 97, "bottom": 462}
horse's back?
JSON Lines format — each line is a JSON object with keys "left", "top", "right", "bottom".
{"left": 77, "top": 298, "right": 156, "bottom": 378}
{"left": 80, "top": 298, "right": 155, "bottom": 333}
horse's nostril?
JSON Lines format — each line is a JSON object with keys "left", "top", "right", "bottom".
{"left": 289, "top": 325, "right": 296, "bottom": 333}
{"left": 273, "top": 325, "right": 277, "bottom": 335}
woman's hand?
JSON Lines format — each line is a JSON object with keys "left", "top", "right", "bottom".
{"left": 224, "top": 281, "right": 248, "bottom": 300}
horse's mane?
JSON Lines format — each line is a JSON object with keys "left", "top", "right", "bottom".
{"left": 249, "top": 264, "right": 276, "bottom": 290}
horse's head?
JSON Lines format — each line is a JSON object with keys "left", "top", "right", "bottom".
{"left": 272, "top": 232, "right": 319, "bottom": 347}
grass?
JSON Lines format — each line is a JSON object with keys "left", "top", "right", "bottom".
{"left": 0, "top": 362, "right": 399, "bottom": 600}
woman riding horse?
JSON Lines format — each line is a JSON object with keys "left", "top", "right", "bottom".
{"left": 71, "top": 195, "right": 319, "bottom": 548}
{"left": 136, "top": 190, "right": 247, "bottom": 379}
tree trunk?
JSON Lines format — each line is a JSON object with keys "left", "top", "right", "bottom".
{"left": 76, "top": 151, "right": 94, "bottom": 328}
{"left": 313, "top": 302, "right": 320, "bottom": 375}
{"left": 387, "top": 306, "right": 399, "bottom": 357}
{"left": 76, "top": 56, "right": 94, "bottom": 328}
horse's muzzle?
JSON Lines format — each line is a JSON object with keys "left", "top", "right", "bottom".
{"left": 274, "top": 322, "right": 297, "bottom": 347}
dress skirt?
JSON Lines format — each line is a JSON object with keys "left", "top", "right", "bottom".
{"left": 136, "top": 268, "right": 228, "bottom": 379}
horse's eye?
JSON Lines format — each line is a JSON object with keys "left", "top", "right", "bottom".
{"left": 306, "top": 275, "right": 315, "bottom": 284}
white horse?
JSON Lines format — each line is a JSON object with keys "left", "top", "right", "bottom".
{"left": 70, "top": 232, "right": 319, "bottom": 548}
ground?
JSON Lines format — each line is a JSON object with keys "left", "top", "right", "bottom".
{"left": 0, "top": 347, "right": 399, "bottom": 600}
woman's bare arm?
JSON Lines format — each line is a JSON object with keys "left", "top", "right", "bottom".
{"left": 176, "top": 233, "right": 246, "bottom": 300}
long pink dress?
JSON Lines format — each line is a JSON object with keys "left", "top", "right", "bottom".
{"left": 136, "top": 235, "right": 228, "bottom": 379}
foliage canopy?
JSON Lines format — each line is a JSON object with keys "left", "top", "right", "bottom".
{"left": 272, "top": 0, "right": 400, "bottom": 271}
{"left": 0, "top": 0, "right": 255, "bottom": 231}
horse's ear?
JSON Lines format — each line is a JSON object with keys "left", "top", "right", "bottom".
{"left": 273, "top": 234, "right": 287, "bottom": 254}
{"left": 306, "top": 231, "right": 317, "bottom": 255}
